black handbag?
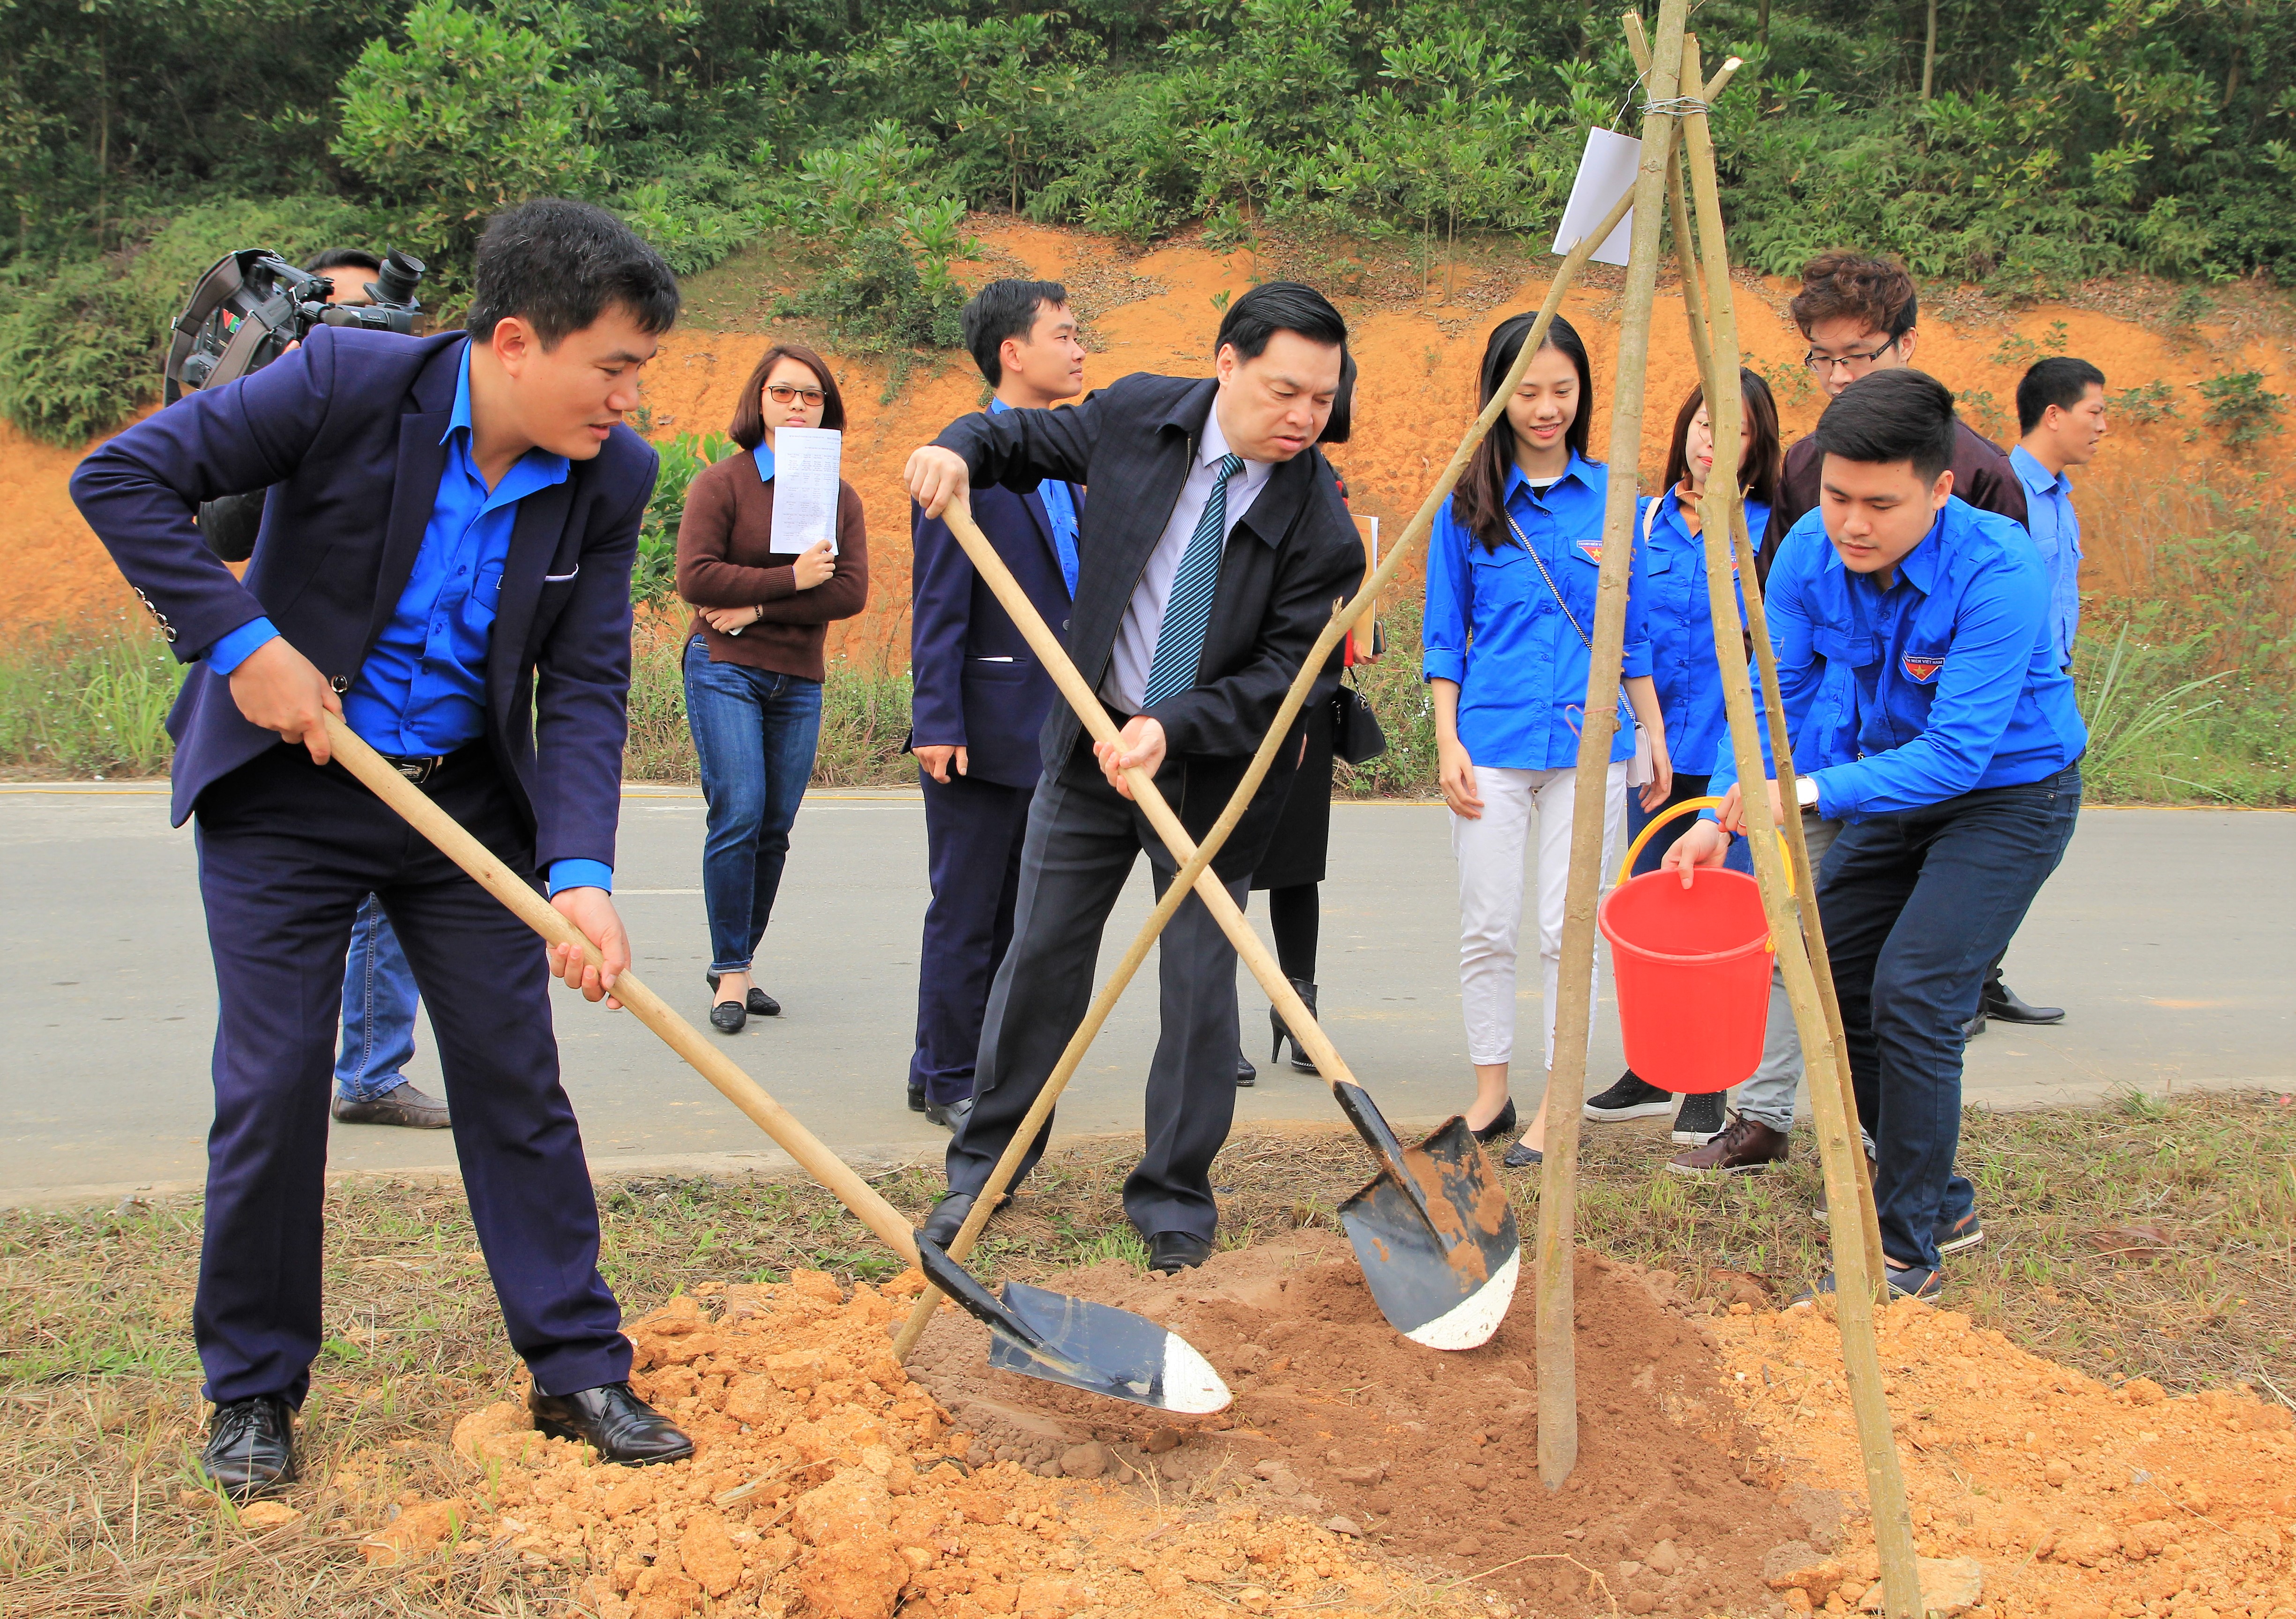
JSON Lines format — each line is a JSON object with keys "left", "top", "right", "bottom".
{"left": 1332, "top": 674, "right": 1387, "bottom": 765}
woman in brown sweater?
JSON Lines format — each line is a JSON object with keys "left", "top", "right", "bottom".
{"left": 676, "top": 342, "right": 868, "bottom": 1032}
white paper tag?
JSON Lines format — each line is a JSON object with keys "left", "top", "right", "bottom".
{"left": 1553, "top": 127, "right": 1640, "bottom": 267}
{"left": 773, "top": 426, "right": 844, "bottom": 555}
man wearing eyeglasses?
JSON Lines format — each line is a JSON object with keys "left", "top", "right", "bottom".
{"left": 1770, "top": 251, "right": 2060, "bottom": 1041}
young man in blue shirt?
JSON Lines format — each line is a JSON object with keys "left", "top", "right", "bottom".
{"left": 2010, "top": 358, "right": 2105, "bottom": 675}
{"left": 1667, "top": 370, "right": 2086, "bottom": 1298}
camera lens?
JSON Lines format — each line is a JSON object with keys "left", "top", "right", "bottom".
{"left": 373, "top": 250, "right": 426, "bottom": 308}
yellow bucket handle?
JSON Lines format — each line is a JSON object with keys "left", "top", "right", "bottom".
{"left": 1614, "top": 794, "right": 1796, "bottom": 898}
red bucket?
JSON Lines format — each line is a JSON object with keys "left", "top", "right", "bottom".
{"left": 1598, "top": 801, "right": 1778, "bottom": 1094}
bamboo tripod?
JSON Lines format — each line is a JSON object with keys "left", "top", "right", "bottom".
{"left": 1528, "top": 6, "right": 1921, "bottom": 1611}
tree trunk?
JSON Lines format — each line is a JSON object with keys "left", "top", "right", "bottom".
{"left": 1758, "top": 0, "right": 1771, "bottom": 48}
{"left": 1921, "top": 0, "right": 1938, "bottom": 100}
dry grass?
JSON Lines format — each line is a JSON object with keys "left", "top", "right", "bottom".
{"left": 3, "top": 1091, "right": 2290, "bottom": 1614}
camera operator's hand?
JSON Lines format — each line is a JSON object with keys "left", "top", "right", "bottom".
{"left": 230, "top": 637, "right": 342, "bottom": 765}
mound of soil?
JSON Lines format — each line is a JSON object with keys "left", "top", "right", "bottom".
{"left": 1712, "top": 1301, "right": 2296, "bottom": 1619}
{"left": 909, "top": 1230, "right": 1814, "bottom": 1617}
{"left": 352, "top": 1267, "right": 1483, "bottom": 1619}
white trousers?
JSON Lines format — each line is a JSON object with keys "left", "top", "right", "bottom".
{"left": 1450, "top": 763, "right": 1628, "bottom": 1069}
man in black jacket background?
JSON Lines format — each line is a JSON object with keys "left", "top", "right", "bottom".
{"left": 902, "top": 282, "right": 1361, "bottom": 1273}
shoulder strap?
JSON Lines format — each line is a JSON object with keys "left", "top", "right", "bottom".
{"left": 1506, "top": 509, "right": 1592, "bottom": 652}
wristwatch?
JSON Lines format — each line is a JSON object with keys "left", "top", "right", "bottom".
{"left": 1794, "top": 776, "right": 1820, "bottom": 810}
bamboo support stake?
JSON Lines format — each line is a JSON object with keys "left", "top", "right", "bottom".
{"left": 1674, "top": 36, "right": 1922, "bottom": 1618}
{"left": 889, "top": 180, "right": 1640, "bottom": 1362}
{"left": 1623, "top": 11, "right": 1714, "bottom": 384}
{"left": 1535, "top": 0, "right": 1690, "bottom": 1492}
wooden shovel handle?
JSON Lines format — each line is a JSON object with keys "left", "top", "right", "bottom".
{"left": 320, "top": 715, "right": 924, "bottom": 1266}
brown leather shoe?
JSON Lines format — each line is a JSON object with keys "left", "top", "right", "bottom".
{"left": 330, "top": 1083, "right": 450, "bottom": 1129}
{"left": 1665, "top": 1114, "right": 1790, "bottom": 1176}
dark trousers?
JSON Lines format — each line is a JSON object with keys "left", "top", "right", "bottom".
{"left": 909, "top": 769, "right": 1033, "bottom": 1106}
{"left": 945, "top": 750, "right": 1249, "bottom": 1242}
{"left": 193, "top": 744, "right": 627, "bottom": 1407}
{"left": 1819, "top": 765, "right": 2082, "bottom": 1270}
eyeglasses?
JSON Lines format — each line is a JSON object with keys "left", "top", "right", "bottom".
{"left": 1804, "top": 337, "right": 1901, "bottom": 375}
{"left": 766, "top": 383, "right": 826, "bottom": 407}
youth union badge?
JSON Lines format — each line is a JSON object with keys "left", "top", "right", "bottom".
{"left": 1901, "top": 653, "right": 1946, "bottom": 683}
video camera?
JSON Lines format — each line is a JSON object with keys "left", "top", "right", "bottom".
{"left": 165, "top": 247, "right": 427, "bottom": 404}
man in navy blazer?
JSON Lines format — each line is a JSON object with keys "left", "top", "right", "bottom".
{"left": 905, "top": 282, "right": 1086, "bottom": 1129}
{"left": 69, "top": 201, "right": 693, "bottom": 1495}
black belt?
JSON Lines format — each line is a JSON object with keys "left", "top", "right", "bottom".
{"left": 379, "top": 753, "right": 449, "bottom": 786}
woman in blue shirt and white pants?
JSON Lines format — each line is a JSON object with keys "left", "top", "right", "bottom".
{"left": 1582, "top": 369, "right": 1783, "bottom": 1144}
{"left": 1424, "top": 313, "right": 1671, "bottom": 1169}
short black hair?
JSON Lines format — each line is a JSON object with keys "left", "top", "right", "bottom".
{"left": 303, "top": 247, "right": 382, "bottom": 276}
{"left": 464, "top": 199, "right": 680, "bottom": 348}
{"left": 962, "top": 279, "right": 1069, "bottom": 386}
{"left": 2017, "top": 356, "right": 2107, "bottom": 434}
{"left": 1215, "top": 281, "right": 1347, "bottom": 360}
{"left": 1812, "top": 369, "right": 1959, "bottom": 484}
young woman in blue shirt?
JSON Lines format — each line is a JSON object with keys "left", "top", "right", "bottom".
{"left": 1581, "top": 369, "right": 1783, "bottom": 1144}
{"left": 1423, "top": 313, "right": 1671, "bottom": 1169}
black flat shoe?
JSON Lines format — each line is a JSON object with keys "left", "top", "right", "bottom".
{"left": 1983, "top": 981, "right": 2063, "bottom": 1024}
{"left": 921, "top": 1193, "right": 975, "bottom": 1249}
{"left": 1961, "top": 1010, "right": 1986, "bottom": 1041}
{"left": 925, "top": 1095, "right": 974, "bottom": 1130}
{"left": 330, "top": 1082, "right": 450, "bottom": 1129}
{"left": 706, "top": 973, "right": 780, "bottom": 1018}
{"left": 1145, "top": 1231, "right": 1212, "bottom": 1273}
{"left": 201, "top": 1394, "right": 297, "bottom": 1500}
{"left": 1502, "top": 1141, "right": 1543, "bottom": 1169}
{"left": 709, "top": 999, "right": 746, "bottom": 1034}
{"left": 1470, "top": 1098, "right": 1518, "bottom": 1146}
{"left": 1235, "top": 1047, "right": 1256, "bottom": 1087}
{"left": 529, "top": 1382, "right": 693, "bottom": 1465}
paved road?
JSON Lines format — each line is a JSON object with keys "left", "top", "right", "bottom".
{"left": 4, "top": 786, "right": 2288, "bottom": 1204}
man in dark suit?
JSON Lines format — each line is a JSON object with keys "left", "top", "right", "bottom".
{"left": 902, "top": 282, "right": 1361, "bottom": 1274}
{"left": 905, "top": 280, "right": 1086, "bottom": 1130}
{"left": 70, "top": 200, "right": 693, "bottom": 1497}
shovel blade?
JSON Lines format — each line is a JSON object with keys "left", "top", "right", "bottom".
{"left": 1338, "top": 1117, "right": 1520, "bottom": 1351}
{"left": 986, "top": 1281, "right": 1232, "bottom": 1415}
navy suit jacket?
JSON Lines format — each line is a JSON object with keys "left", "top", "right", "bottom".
{"left": 906, "top": 463, "right": 1077, "bottom": 790}
{"left": 69, "top": 327, "right": 655, "bottom": 872}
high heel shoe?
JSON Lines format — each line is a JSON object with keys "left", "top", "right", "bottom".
{"left": 1267, "top": 979, "right": 1320, "bottom": 1073}
{"left": 1469, "top": 1098, "right": 1517, "bottom": 1146}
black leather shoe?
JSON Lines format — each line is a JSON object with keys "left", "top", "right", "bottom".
{"left": 202, "top": 1395, "right": 297, "bottom": 1499}
{"left": 1961, "top": 1010, "right": 1986, "bottom": 1041}
{"left": 1502, "top": 1141, "right": 1543, "bottom": 1169}
{"left": 1470, "top": 1098, "right": 1517, "bottom": 1146}
{"left": 705, "top": 973, "right": 780, "bottom": 1017}
{"left": 924, "top": 1095, "right": 974, "bottom": 1130}
{"left": 1145, "top": 1231, "right": 1212, "bottom": 1273}
{"left": 907, "top": 1082, "right": 929, "bottom": 1114}
{"left": 709, "top": 998, "right": 746, "bottom": 1034}
{"left": 921, "top": 1193, "right": 975, "bottom": 1249}
{"left": 529, "top": 1382, "right": 693, "bottom": 1465}
{"left": 1235, "top": 1047, "right": 1256, "bottom": 1087}
{"left": 1269, "top": 978, "right": 1320, "bottom": 1073}
{"left": 330, "top": 1083, "right": 450, "bottom": 1129}
{"left": 1983, "top": 980, "right": 2064, "bottom": 1024}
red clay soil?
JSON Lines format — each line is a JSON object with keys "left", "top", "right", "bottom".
{"left": 11, "top": 221, "right": 2295, "bottom": 647}
{"left": 909, "top": 1230, "right": 1818, "bottom": 1618}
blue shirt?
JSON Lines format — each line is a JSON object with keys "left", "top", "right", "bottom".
{"left": 990, "top": 398, "right": 1080, "bottom": 595}
{"left": 200, "top": 342, "right": 605, "bottom": 894}
{"left": 1633, "top": 487, "right": 1769, "bottom": 777}
{"left": 1744, "top": 498, "right": 2086, "bottom": 823}
{"left": 2010, "top": 444, "right": 2081, "bottom": 668}
{"left": 1422, "top": 454, "right": 1648, "bottom": 770}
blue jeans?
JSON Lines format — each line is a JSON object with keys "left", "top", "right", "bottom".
{"left": 335, "top": 893, "right": 418, "bottom": 1101}
{"left": 1819, "top": 765, "right": 2082, "bottom": 1270}
{"left": 684, "top": 638, "right": 823, "bottom": 975}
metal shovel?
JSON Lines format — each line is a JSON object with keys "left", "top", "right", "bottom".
{"left": 321, "top": 714, "right": 1230, "bottom": 1415}
{"left": 935, "top": 503, "right": 1519, "bottom": 1350}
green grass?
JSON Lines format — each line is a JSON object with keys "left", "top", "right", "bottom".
{"left": 0, "top": 616, "right": 187, "bottom": 779}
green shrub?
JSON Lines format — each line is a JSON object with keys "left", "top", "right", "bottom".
{"left": 2110, "top": 380, "right": 2181, "bottom": 424}
{"left": 635, "top": 431, "right": 738, "bottom": 606}
{"left": 2197, "top": 371, "right": 2286, "bottom": 449}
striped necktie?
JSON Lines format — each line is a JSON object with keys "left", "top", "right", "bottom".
{"left": 1141, "top": 453, "right": 1243, "bottom": 707}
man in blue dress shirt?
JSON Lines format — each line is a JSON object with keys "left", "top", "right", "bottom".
{"left": 1667, "top": 370, "right": 2086, "bottom": 1299}
{"left": 71, "top": 201, "right": 694, "bottom": 1495}
{"left": 905, "top": 281, "right": 1085, "bottom": 1129}
{"left": 2010, "top": 358, "right": 2104, "bottom": 675}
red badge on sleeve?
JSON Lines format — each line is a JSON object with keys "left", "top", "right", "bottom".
{"left": 1901, "top": 653, "right": 1945, "bottom": 683}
